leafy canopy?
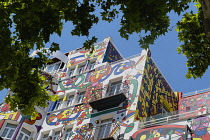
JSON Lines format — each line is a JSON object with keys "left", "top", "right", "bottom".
{"left": 0, "top": 0, "right": 209, "bottom": 115}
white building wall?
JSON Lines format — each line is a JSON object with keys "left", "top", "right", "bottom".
{"left": 39, "top": 49, "right": 148, "bottom": 140}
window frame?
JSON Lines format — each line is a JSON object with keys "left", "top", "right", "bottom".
{"left": 1, "top": 123, "right": 17, "bottom": 139}
{"left": 64, "top": 128, "right": 73, "bottom": 140}
{"left": 54, "top": 98, "right": 63, "bottom": 110}
{"left": 66, "top": 95, "right": 74, "bottom": 107}
{"left": 77, "top": 91, "right": 85, "bottom": 104}
{"left": 88, "top": 61, "right": 96, "bottom": 70}
{"left": 68, "top": 68, "right": 75, "bottom": 77}
{"left": 53, "top": 131, "right": 60, "bottom": 140}
{"left": 97, "top": 118, "right": 113, "bottom": 139}
{"left": 108, "top": 80, "right": 122, "bottom": 96}
{"left": 17, "top": 127, "right": 31, "bottom": 140}
{"left": 77, "top": 65, "right": 85, "bottom": 74}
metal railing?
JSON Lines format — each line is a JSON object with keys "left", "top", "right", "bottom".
{"left": 89, "top": 83, "right": 128, "bottom": 102}
{"left": 183, "top": 88, "right": 210, "bottom": 97}
{"left": 138, "top": 107, "right": 210, "bottom": 129}
{"left": 79, "top": 122, "right": 120, "bottom": 140}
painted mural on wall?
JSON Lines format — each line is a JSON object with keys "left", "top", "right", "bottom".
{"left": 131, "top": 114, "right": 210, "bottom": 140}
{"left": 51, "top": 38, "right": 110, "bottom": 80}
{"left": 179, "top": 91, "right": 210, "bottom": 119}
{"left": 103, "top": 41, "right": 123, "bottom": 63}
{"left": 0, "top": 103, "right": 20, "bottom": 121}
{"left": 188, "top": 116, "right": 210, "bottom": 140}
{"left": 134, "top": 50, "right": 178, "bottom": 122}
{"left": 44, "top": 53, "right": 147, "bottom": 139}
{"left": 0, "top": 103, "right": 43, "bottom": 133}
{"left": 66, "top": 39, "right": 109, "bottom": 68}
{"left": 132, "top": 125, "right": 187, "bottom": 140}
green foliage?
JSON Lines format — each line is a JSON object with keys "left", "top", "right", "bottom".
{"left": 176, "top": 2, "right": 210, "bottom": 78}
{"left": 0, "top": 0, "right": 209, "bottom": 115}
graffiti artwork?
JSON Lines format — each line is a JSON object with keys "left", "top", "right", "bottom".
{"left": 179, "top": 91, "right": 210, "bottom": 118}
{"left": 188, "top": 116, "right": 210, "bottom": 140}
{"left": 132, "top": 125, "right": 186, "bottom": 140}
{"left": 0, "top": 103, "right": 21, "bottom": 121}
{"left": 134, "top": 51, "right": 178, "bottom": 122}
{"left": 43, "top": 48, "right": 149, "bottom": 140}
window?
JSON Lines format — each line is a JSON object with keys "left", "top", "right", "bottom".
{"left": 46, "top": 65, "right": 54, "bottom": 73}
{"left": 68, "top": 69, "right": 75, "bottom": 77}
{"left": 54, "top": 99, "right": 62, "bottom": 110}
{"left": 53, "top": 131, "right": 60, "bottom": 140}
{"left": 64, "top": 128, "right": 73, "bottom": 140}
{"left": 66, "top": 95, "right": 74, "bottom": 106}
{"left": 77, "top": 65, "right": 85, "bottom": 74}
{"left": 46, "top": 62, "right": 63, "bottom": 73}
{"left": 88, "top": 61, "right": 95, "bottom": 70}
{"left": 43, "top": 134, "right": 49, "bottom": 140}
{"left": 17, "top": 128, "right": 31, "bottom": 140}
{"left": 97, "top": 118, "right": 113, "bottom": 139}
{"left": 1, "top": 123, "right": 17, "bottom": 139}
{"left": 77, "top": 92, "right": 85, "bottom": 103}
{"left": 108, "top": 81, "right": 122, "bottom": 96}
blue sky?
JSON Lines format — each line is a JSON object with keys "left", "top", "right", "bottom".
{"left": 0, "top": 3, "right": 209, "bottom": 102}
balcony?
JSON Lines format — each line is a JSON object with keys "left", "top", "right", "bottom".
{"left": 89, "top": 83, "right": 128, "bottom": 111}
{"left": 138, "top": 106, "right": 210, "bottom": 129}
{"left": 79, "top": 123, "right": 120, "bottom": 140}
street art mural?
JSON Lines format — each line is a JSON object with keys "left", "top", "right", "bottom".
{"left": 103, "top": 41, "right": 123, "bottom": 63}
{"left": 179, "top": 91, "right": 210, "bottom": 119}
{"left": 43, "top": 52, "right": 148, "bottom": 139}
{"left": 188, "top": 116, "right": 210, "bottom": 140}
{"left": 132, "top": 125, "right": 187, "bottom": 140}
{"left": 134, "top": 51, "right": 178, "bottom": 122}
{"left": 0, "top": 103, "right": 20, "bottom": 121}
{"left": 66, "top": 40, "right": 109, "bottom": 68}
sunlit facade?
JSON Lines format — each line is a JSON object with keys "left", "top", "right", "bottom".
{"left": 3, "top": 37, "right": 205, "bottom": 140}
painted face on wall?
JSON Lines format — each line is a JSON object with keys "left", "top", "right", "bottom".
{"left": 191, "top": 116, "right": 210, "bottom": 137}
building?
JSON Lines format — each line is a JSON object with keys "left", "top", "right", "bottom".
{"left": 1, "top": 37, "right": 205, "bottom": 140}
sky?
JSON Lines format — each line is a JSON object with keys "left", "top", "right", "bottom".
{"left": 0, "top": 3, "right": 210, "bottom": 102}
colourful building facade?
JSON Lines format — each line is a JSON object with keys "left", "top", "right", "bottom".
{"left": 3, "top": 37, "right": 207, "bottom": 140}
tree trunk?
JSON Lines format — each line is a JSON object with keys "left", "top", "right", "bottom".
{"left": 199, "top": 0, "right": 210, "bottom": 42}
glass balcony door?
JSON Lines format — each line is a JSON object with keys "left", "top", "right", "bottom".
{"left": 97, "top": 118, "right": 113, "bottom": 139}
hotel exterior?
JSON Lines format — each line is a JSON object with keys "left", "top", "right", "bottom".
{"left": 0, "top": 37, "right": 209, "bottom": 140}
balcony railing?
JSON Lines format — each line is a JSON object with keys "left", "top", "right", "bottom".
{"left": 89, "top": 83, "right": 128, "bottom": 111}
{"left": 138, "top": 106, "right": 210, "bottom": 129}
{"left": 79, "top": 123, "right": 120, "bottom": 140}
{"left": 89, "top": 83, "right": 128, "bottom": 102}
{"left": 183, "top": 88, "right": 210, "bottom": 97}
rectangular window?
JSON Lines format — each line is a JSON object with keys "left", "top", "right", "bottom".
{"left": 88, "top": 62, "right": 95, "bottom": 70}
{"left": 109, "top": 81, "right": 122, "bottom": 96}
{"left": 68, "top": 69, "right": 75, "bottom": 77}
{"left": 67, "top": 95, "right": 74, "bottom": 106}
{"left": 17, "top": 127, "right": 31, "bottom": 140}
{"left": 77, "top": 92, "right": 85, "bottom": 103}
{"left": 46, "top": 65, "right": 54, "bottom": 73}
{"left": 54, "top": 99, "right": 62, "bottom": 110}
{"left": 43, "top": 134, "right": 49, "bottom": 140}
{"left": 53, "top": 131, "right": 60, "bottom": 140}
{"left": 97, "top": 118, "right": 113, "bottom": 139}
{"left": 78, "top": 65, "right": 85, "bottom": 74}
{"left": 1, "top": 123, "right": 17, "bottom": 139}
{"left": 64, "top": 128, "right": 73, "bottom": 140}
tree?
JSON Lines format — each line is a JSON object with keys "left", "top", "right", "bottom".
{"left": 0, "top": 0, "right": 209, "bottom": 115}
